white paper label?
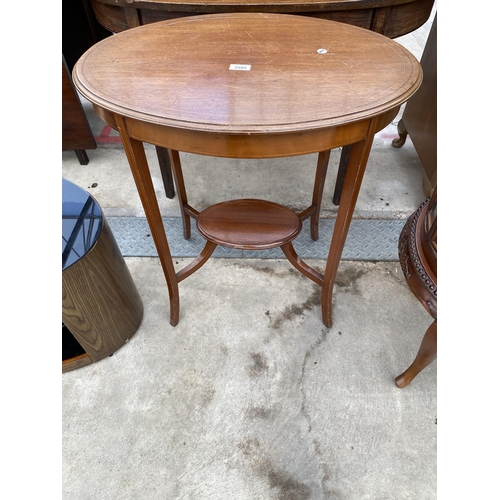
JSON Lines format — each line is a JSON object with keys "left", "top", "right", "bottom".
{"left": 229, "top": 64, "right": 251, "bottom": 71}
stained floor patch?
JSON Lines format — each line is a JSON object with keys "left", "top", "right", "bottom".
{"left": 269, "top": 289, "right": 321, "bottom": 330}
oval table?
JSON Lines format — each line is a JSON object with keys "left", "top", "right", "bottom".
{"left": 73, "top": 13, "right": 422, "bottom": 328}
{"left": 90, "top": 0, "right": 435, "bottom": 201}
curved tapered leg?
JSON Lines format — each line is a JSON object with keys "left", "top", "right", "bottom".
{"left": 176, "top": 241, "right": 217, "bottom": 283}
{"left": 322, "top": 121, "right": 377, "bottom": 327}
{"left": 115, "top": 115, "right": 180, "bottom": 326}
{"left": 281, "top": 242, "right": 324, "bottom": 286}
{"left": 392, "top": 118, "right": 408, "bottom": 148}
{"left": 395, "top": 320, "right": 437, "bottom": 388}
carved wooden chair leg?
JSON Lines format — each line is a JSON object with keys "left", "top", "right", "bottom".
{"left": 396, "top": 189, "right": 437, "bottom": 387}
{"left": 391, "top": 118, "right": 408, "bottom": 148}
{"left": 332, "top": 145, "right": 351, "bottom": 205}
{"left": 155, "top": 146, "right": 176, "bottom": 199}
{"left": 395, "top": 320, "right": 437, "bottom": 388}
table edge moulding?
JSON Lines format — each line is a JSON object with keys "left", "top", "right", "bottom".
{"left": 73, "top": 13, "right": 422, "bottom": 328}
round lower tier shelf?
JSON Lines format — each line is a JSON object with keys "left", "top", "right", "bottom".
{"left": 197, "top": 199, "right": 301, "bottom": 250}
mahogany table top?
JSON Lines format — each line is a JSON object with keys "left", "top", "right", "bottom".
{"left": 73, "top": 13, "right": 421, "bottom": 135}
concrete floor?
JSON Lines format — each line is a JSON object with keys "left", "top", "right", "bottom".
{"left": 62, "top": 11, "right": 437, "bottom": 500}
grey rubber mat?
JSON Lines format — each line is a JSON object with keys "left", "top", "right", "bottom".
{"left": 107, "top": 217, "right": 406, "bottom": 261}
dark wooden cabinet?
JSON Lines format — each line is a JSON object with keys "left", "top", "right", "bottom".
{"left": 63, "top": 0, "right": 111, "bottom": 71}
{"left": 62, "top": 55, "right": 96, "bottom": 164}
{"left": 62, "top": 0, "right": 111, "bottom": 163}
{"left": 393, "top": 15, "right": 437, "bottom": 196}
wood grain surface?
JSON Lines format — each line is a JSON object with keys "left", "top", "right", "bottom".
{"left": 73, "top": 14, "right": 422, "bottom": 134}
{"left": 197, "top": 199, "right": 302, "bottom": 249}
{"left": 62, "top": 217, "right": 144, "bottom": 367}
{"left": 90, "top": 0, "right": 435, "bottom": 40}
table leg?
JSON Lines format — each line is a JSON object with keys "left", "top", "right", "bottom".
{"left": 168, "top": 149, "right": 192, "bottom": 240}
{"left": 155, "top": 146, "right": 176, "bottom": 199}
{"left": 310, "top": 150, "right": 331, "bottom": 241}
{"left": 332, "top": 145, "right": 351, "bottom": 205}
{"left": 115, "top": 115, "right": 180, "bottom": 326}
{"left": 75, "top": 149, "right": 90, "bottom": 165}
{"left": 322, "top": 122, "right": 377, "bottom": 327}
{"left": 391, "top": 118, "right": 408, "bottom": 148}
{"left": 395, "top": 320, "right": 437, "bottom": 388}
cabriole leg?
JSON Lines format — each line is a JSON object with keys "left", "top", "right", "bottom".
{"left": 395, "top": 320, "right": 437, "bottom": 388}
{"left": 392, "top": 118, "right": 408, "bottom": 148}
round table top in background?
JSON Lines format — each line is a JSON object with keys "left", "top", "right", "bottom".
{"left": 91, "top": 0, "right": 435, "bottom": 40}
{"left": 73, "top": 13, "right": 422, "bottom": 135}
